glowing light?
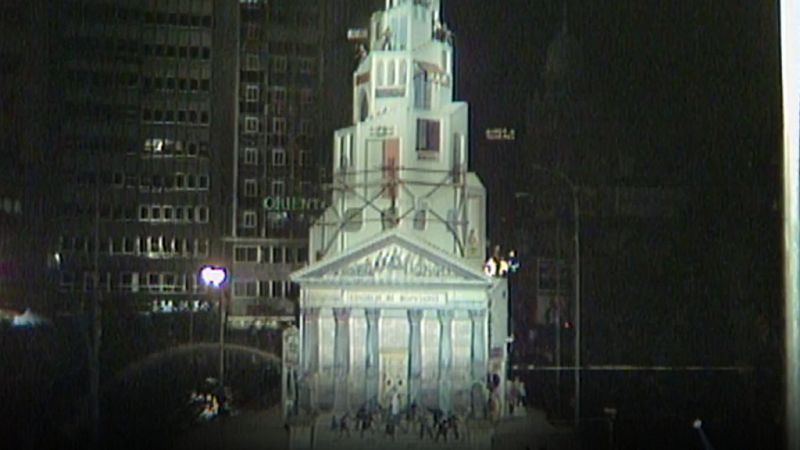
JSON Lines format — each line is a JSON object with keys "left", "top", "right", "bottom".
{"left": 507, "top": 250, "right": 520, "bottom": 273}
{"left": 483, "top": 249, "right": 520, "bottom": 277}
{"left": 199, "top": 265, "right": 228, "bottom": 288}
{"left": 483, "top": 257, "right": 497, "bottom": 276}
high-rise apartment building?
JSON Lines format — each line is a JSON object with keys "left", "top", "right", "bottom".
{"left": 24, "top": 0, "right": 384, "bottom": 326}
{"left": 224, "top": 0, "right": 325, "bottom": 327}
{"left": 0, "top": 1, "right": 53, "bottom": 312}
{"left": 49, "top": 0, "right": 236, "bottom": 313}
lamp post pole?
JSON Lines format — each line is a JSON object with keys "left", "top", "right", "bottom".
{"left": 218, "top": 287, "right": 226, "bottom": 389}
{"left": 572, "top": 182, "right": 581, "bottom": 428}
{"left": 200, "top": 266, "right": 228, "bottom": 390}
{"left": 525, "top": 164, "right": 581, "bottom": 427}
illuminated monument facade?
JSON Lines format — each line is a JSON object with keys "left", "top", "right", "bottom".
{"left": 290, "top": 0, "right": 508, "bottom": 420}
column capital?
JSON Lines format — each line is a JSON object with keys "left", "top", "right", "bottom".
{"left": 333, "top": 307, "right": 352, "bottom": 321}
{"left": 407, "top": 308, "right": 424, "bottom": 323}
{"left": 438, "top": 309, "right": 454, "bottom": 322}
{"left": 303, "top": 307, "right": 320, "bottom": 320}
{"left": 365, "top": 308, "right": 381, "bottom": 322}
{"left": 469, "top": 309, "right": 487, "bottom": 321}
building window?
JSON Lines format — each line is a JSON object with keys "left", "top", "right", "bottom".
{"left": 245, "top": 84, "right": 259, "bottom": 102}
{"left": 234, "top": 246, "right": 259, "bottom": 262}
{"left": 298, "top": 150, "right": 308, "bottom": 167}
{"left": 299, "top": 119, "right": 313, "bottom": 136}
{"left": 399, "top": 60, "right": 407, "bottom": 85}
{"left": 271, "top": 281, "right": 283, "bottom": 297}
{"left": 120, "top": 272, "right": 137, "bottom": 292}
{"left": 197, "top": 206, "right": 209, "bottom": 223}
{"left": 244, "top": 179, "right": 258, "bottom": 197}
{"left": 272, "top": 246, "right": 284, "bottom": 264}
{"left": 414, "top": 69, "right": 432, "bottom": 109}
{"left": 245, "top": 23, "right": 259, "bottom": 39}
{"left": 272, "top": 148, "right": 286, "bottom": 166}
{"left": 243, "top": 210, "right": 257, "bottom": 228}
{"left": 338, "top": 134, "right": 354, "bottom": 168}
{"left": 272, "top": 55, "right": 287, "bottom": 72}
{"left": 244, "top": 116, "right": 260, "bottom": 133}
{"left": 298, "top": 57, "right": 314, "bottom": 74}
{"left": 123, "top": 237, "right": 135, "bottom": 254}
{"left": 259, "top": 281, "right": 271, "bottom": 297}
{"left": 377, "top": 61, "right": 385, "bottom": 86}
{"left": 300, "top": 88, "right": 313, "bottom": 106}
{"left": 196, "top": 239, "right": 209, "bottom": 257}
{"left": 270, "top": 86, "right": 287, "bottom": 103}
{"left": 243, "top": 147, "right": 257, "bottom": 164}
{"left": 271, "top": 117, "right": 286, "bottom": 135}
{"left": 390, "top": 16, "right": 407, "bottom": 50}
{"left": 245, "top": 53, "right": 259, "bottom": 70}
{"left": 416, "top": 119, "right": 440, "bottom": 155}
{"left": 387, "top": 60, "right": 396, "bottom": 85}
{"left": 271, "top": 180, "right": 285, "bottom": 196}
{"left": 233, "top": 281, "right": 257, "bottom": 297}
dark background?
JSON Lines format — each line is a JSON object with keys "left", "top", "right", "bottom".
{"left": 445, "top": 1, "right": 784, "bottom": 447}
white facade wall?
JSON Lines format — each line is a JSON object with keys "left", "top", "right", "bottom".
{"left": 291, "top": 0, "right": 506, "bottom": 417}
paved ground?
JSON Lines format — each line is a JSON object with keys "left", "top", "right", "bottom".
{"left": 171, "top": 406, "right": 576, "bottom": 450}
{"left": 171, "top": 407, "right": 288, "bottom": 450}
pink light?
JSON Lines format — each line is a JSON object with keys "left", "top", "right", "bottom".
{"left": 199, "top": 265, "right": 227, "bottom": 287}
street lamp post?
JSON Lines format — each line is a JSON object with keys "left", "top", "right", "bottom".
{"left": 518, "top": 163, "right": 581, "bottom": 427}
{"left": 199, "top": 265, "right": 229, "bottom": 389}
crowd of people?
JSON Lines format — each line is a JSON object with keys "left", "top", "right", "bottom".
{"left": 329, "top": 392, "right": 464, "bottom": 443}
{"left": 187, "top": 380, "right": 235, "bottom": 422}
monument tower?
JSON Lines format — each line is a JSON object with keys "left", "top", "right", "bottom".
{"left": 290, "top": 0, "right": 508, "bottom": 423}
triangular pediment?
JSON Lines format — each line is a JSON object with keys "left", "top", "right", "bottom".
{"left": 290, "top": 232, "right": 491, "bottom": 287}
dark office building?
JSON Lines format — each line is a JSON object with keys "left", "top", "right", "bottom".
{"left": 48, "top": 0, "right": 236, "bottom": 314}
{"left": 3, "top": 0, "right": 387, "bottom": 325}
{"left": 0, "top": 1, "right": 52, "bottom": 312}
{"left": 225, "top": 0, "right": 324, "bottom": 326}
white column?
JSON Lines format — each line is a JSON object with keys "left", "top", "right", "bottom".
{"left": 407, "top": 309, "right": 423, "bottom": 405}
{"left": 438, "top": 309, "right": 454, "bottom": 413}
{"left": 301, "top": 307, "right": 320, "bottom": 411}
{"left": 365, "top": 308, "right": 380, "bottom": 407}
{"left": 470, "top": 309, "right": 487, "bottom": 382}
{"left": 333, "top": 307, "right": 352, "bottom": 412}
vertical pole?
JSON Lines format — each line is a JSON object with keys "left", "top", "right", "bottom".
{"left": 189, "top": 308, "right": 194, "bottom": 344}
{"left": 608, "top": 416, "right": 614, "bottom": 450}
{"left": 781, "top": 1, "right": 800, "bottom": 447}
{"left": 90, "top": 149, "right": 101, "bottom": 448}
{"left": 573, "top": 187, "right": 581, "bottom": 428}
{"left": 555, "top": 219, "right": 562, "bottom": 416}
{"left": 219, "top": 288, "right": 226, "bottom": 390}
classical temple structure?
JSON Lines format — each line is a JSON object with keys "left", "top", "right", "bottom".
{"left": 289, "top": 0, "right": 508, "bottom": 422}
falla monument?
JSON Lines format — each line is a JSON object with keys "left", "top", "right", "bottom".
{"left": 286, "top": 0, "right": 508, "bottom": 447}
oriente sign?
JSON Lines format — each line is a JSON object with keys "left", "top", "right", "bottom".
{"left": 262, "top": 196, "right": 327, "bottom": 211}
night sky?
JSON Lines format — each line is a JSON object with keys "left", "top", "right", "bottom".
{"left": 445, "top": 0, "right": 780, "bottom": 183}
{"left": 444, "top": 0, "right": 783, "bottom": 361}
{"left": 441, "top": 2, "right": 785, "bottom": 444}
